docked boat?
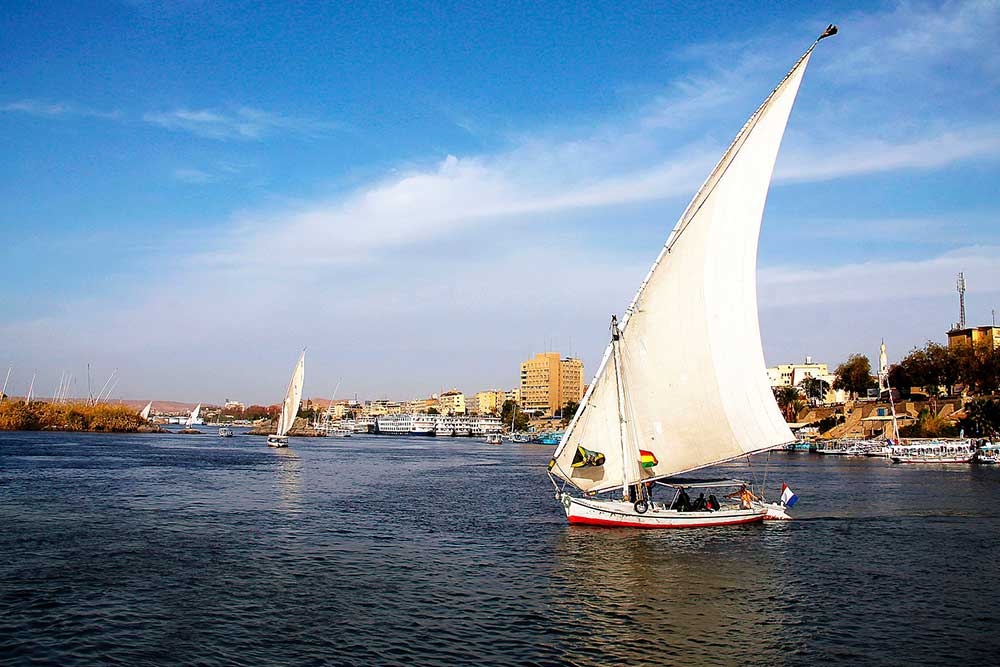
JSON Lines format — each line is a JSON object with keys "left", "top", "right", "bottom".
{"left": 547, "top": 26, "right": 838, "bottom": 528}
{"left": 889, "top": 440, "right": 976, "bottom": 464}
{"left": 218, "top": 426, "right": 234, "bottom": 438}
{"left": 268, "top": 350, "right": 305, "bottom": 448}
{"left": 485, "top": 433, "right": 502, "bottom": 445}
{"left": 976, "top": 442, "right": 1000, "bottom": 464}
{"left": 375, "top": 413, "right": 437, "bottom": 436}
{"left": 509, "top": 432, "right": 531, "bottom": 444}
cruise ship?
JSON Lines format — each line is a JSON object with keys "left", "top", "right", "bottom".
{"left": 375, "top": 414, "right": 437, "bottom": 436}
{"left": 435, "top": 415, "right": 503, "bottom": 436}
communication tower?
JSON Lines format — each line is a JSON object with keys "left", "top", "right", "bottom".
{"left": 956, "top": 272, "right": 967, "bottom": 330}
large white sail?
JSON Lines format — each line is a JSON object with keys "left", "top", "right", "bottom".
{"left": 551, "top": 38, "right": 826, "bottom": 494}
{"left": 140, "top": 401, "right": 152, "bottom": 420}
{"left": 275, "top": 351, "right": 306, "bottom": 437}
{"left": 186, "top": 403, "right": 201, "bottom": 426}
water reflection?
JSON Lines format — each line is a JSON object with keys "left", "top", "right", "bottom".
{"left": 550, "top": 526, "right": 793, "bottom": 666}
{"left": 272, "top": 447, "right": 302, "bottom": 513}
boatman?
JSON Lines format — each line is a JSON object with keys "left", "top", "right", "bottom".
{"left": 726, "top": 484, "right": 758, "bottom": 510}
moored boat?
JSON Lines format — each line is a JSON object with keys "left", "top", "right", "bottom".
{"left": 976, "top": 442, "right": 1000, "bottom": 464}
{"left": 889, "top": 440, "right": 976, "bottom": 464}
{"left": 547, "top": 26, "right": 838, "bottom": 528}
{"left": 218, "top": 426, "right": 234, "bottom": 437}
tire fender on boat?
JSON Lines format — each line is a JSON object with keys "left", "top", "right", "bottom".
{"left": 633, "top": 500, "right": 649, "bottom": 514}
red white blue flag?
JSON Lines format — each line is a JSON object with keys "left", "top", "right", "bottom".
{"left": 780, "top": 483, "right": 798, "bottom": 507}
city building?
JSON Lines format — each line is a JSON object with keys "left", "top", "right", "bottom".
{"left": 519, "top": 353, "right": 585, "bottom": 417}
{"left": 437, "top": 389, "right": 466, "bottom": 415}
{"left": 474, "top": 390, "right": 506, "bottom": 415}
{"left": 766, "top": 357, "right": 830, "bottom": 387}
{"left": 224, "top": 399, "right": 245, "bottom": 411}
{"left": 504, "top": 388, "right": 520, "bottom": 406}
{"left": 947, "top": 325, "right": 1000, "bottom": 350}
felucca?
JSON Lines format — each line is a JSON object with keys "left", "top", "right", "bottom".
{"left": 547, "top": 26, "right": 838, "bottom": 528}
{"left": 268, "top": 350, "right": 305, "bottom": 448}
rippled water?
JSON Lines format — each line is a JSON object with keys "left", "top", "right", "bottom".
{"left": 1, "top": 431, "right": 998, "bottom": 666}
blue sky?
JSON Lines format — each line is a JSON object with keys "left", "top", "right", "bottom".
{"left": 2, "top": 1, "right": 999, "bottom": 404}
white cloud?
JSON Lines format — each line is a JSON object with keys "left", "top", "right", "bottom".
{"left": 760, "top": 245, "right": 1000, "bottom": 308}
{"left": 0, "top": 99, "right": 121, "bottom": 119}
{"left": 142, "top": 106, "right": 341, "bottom": 140}
{"left": 172, "top": 167, "right": 214, "bottom": 184}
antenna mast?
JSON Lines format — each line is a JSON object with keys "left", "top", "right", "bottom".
{"left": 956, "top": 272, "right": 967, "bottom": 329}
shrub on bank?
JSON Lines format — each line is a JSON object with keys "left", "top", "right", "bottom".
{"left": 0, "top": 401, "right": 146, "bottom": 432}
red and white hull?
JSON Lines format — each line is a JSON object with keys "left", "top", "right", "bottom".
{"left": 559, "top": 493, "right": 766, "bottom": 529}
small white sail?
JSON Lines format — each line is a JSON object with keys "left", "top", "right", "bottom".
{"left": 140, "top": 401, "right": 152, "bottom": 421}
{"left": 551, "top": 38, "right": 825, "bottom": 494}
{"left": 187, "top": 403, "right": 201, "bottom": 427}
{"left": 275, "top": 351, "right": 306, "bottom": 438}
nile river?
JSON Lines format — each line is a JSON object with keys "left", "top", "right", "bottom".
{"left": 1, "top": 430, "right": 997, "bottom": 666}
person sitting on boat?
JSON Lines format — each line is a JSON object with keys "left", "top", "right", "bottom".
{"left": 726, "top": 485, "right": 758, "bottom": 510}
{"left": 691, "top": 492, "right": 708, "bottom": 511}
{"left": 707, "top": 494, "right": 720, "bottom": 511}
{"left": 671, "top": 488, "right": 692, "bottom": 512}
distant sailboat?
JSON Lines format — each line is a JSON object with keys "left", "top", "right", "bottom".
{"left": 139, "top": 402, "right": 153, "bottom": 421}
{"left": 179, "top": 403, "right": 203, "bottom": 433}
{"left": 547, "top": 26, "right": 838, "bottom": 528}
{"left": 187, "top": 403, "right": 202, "bottom": 426}
{"left": 268, "top": 350, "right": 306, "bottom": 448}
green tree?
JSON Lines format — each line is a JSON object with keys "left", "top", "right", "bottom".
{"left": 833, "top": 354, "right": 877, "bottom": 398}
{"left": 799, "top": 377, "right": 830, "bottom": 402}
{"left": 500, "top": 399, "right": 529, "bottom": 431}
{"left": 559, "top": 401, "right": 580, "bottom": 426}
{"left": 773, "top": 386, "right": 802, "bottom": 421}
{"left": 427, "top": 407, "right": 440, "bottom": 415}
{"left": 961, "top": 397, "right": 1000, "bottom": 439}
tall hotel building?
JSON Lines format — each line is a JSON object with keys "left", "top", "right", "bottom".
{"left": 519, "top": 352, "right": 584, "bottom": 417}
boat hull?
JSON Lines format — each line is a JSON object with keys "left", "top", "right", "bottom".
{"left": 560, "top": 494, "right": 766, "bottom": 529}
{"left": 267, "top": 435, "right": 288, "bottom": 448}
{"left": 890, "top": 454, "right": 974, "bottom": 464}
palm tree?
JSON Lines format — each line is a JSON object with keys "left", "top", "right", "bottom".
{"left": 774, "top": 386, "right": 803, "bottom": 422}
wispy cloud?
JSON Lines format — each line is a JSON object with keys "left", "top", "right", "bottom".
{"left": 142, "top": 106, "right": 341, "bottom": 140}
{"left": 0, "top": 99, "right": 122, "bottom": 120}
{"left": 172, "top": 167, "right": 215, "bottom": 184}
{"left": 760, "top": 245, "right": 1000, "bottom": 308}
{"left": 777, "top": 124, "right": 1000, "bottom": 183}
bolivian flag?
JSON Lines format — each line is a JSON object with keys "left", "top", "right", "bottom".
{"left": 639, "top": 450, "right": 658, "bottom": 468}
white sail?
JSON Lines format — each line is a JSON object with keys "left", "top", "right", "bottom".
{"left": 275, "top": 351, "right": 306, "bottom": 437}
{"left": 551, "top": 41, "right": 823, "bottom": 494}
{"left": 140, "top": 401, "right": 152, "bottom": 420}
{"left": 187, "top": 403, "right": 201, "bottom": 426}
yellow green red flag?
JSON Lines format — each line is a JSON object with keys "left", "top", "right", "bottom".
{"left": 639, "top": 449, "right": 658, "bottom": 468}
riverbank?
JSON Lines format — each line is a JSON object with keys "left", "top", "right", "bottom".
{"left": 0, "top": 401, "right": 160, "bottom": 432}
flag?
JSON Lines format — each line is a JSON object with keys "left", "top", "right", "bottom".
{"left": 571, "top": 446, "right": 606, "bottom": 468}
{"left": 639, "top": 450, "right": 658, "bottom": 468}
{"left": 780, "top": 483, "right": 798, "bottom": 507}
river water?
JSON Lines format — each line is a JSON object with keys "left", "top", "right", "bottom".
{"left": 1, "top": 430, "right": 997, "bottom": 666}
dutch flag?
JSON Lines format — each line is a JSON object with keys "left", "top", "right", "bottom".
{"left": 780, "top": 483, "right": 799, "bottom": 508}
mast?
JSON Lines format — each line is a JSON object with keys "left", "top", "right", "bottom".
{"left": 1, "top": 366, "right": 10, "bottom": 402}
{"left": 611, "top": 316, "right": 630, "bottom": 500}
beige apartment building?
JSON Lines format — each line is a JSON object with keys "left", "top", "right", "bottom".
{"left": 519, "top": 353, "right": 585, "bottom": 417}
{"left": 948, "top": 325, "right": 1000, "bottom": 350}
{"left": 437, "top": 389, "right": 466, "bottom": 415}
{"left": 474, "top": 390, "right": 506, "bottom": 415}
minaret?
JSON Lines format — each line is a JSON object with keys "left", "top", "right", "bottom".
{"left": 878, "top": 340, "right": 888, "bottom": 395}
